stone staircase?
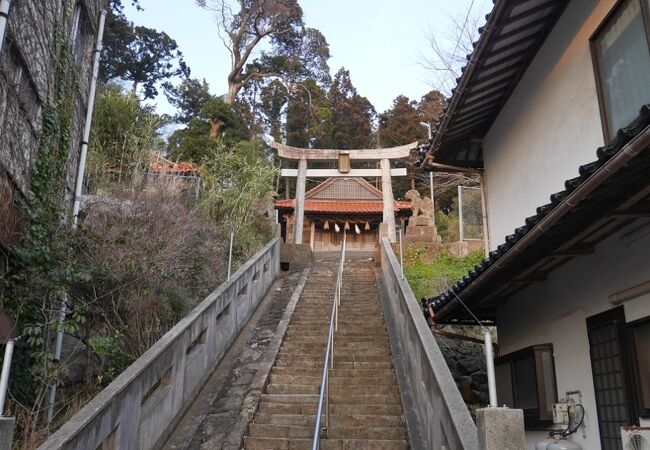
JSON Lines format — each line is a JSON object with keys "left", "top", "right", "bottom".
{"left": 244, "top": 254, "right": 408, "bottom": 450}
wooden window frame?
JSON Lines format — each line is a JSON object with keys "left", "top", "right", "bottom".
{"left": 627, "top": 315, "right": 650, "bottom": 418}
{"left": 495, "top": 343, "right": 558, "bottom": 427}
{"left": 590, "top": 0, "right": 650, "bottom": 143}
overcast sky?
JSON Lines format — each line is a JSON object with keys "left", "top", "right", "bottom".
{"left": 123, "top": 0, "right": 493, "bottom": 115}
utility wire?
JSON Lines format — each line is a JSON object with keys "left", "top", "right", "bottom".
{"left": 449, "top": 0, "right": 477, "bottom": 68}
{"left": 448, "top": 286, "right": 488, "bottom": 333}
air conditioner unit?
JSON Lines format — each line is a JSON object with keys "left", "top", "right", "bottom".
{"left": 621, "top": 427, "right": 650, "bottom": 450}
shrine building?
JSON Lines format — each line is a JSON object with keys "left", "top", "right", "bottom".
{"left": 276, "top": 177, "right": 412, "bottom": 252}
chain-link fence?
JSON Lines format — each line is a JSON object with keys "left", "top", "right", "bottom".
{"left": 458, "top": 186, "right": 484, "bottom": 241}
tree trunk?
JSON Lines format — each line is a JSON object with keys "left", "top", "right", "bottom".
{"left": 225, "top": 82, "right": 241, "bottom": 104}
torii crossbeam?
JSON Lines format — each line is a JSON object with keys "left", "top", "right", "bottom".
{"left": 271, "top": 140, "right": 418, "bottom": 243}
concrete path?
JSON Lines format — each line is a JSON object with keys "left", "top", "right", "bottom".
{"left": 164, "top": 269, "right": 308, "bottom": 450}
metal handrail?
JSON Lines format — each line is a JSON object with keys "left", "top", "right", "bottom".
{"left": 311, "top": 231, "right": 346, "bottom": 450}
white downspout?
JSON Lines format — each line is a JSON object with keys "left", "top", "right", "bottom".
{"left": 71, "top": 9, "right": 107, "bottom": 228}
{"left": 46, "top": 8, "right": 108, "bottom": 423}
{"left": 0, "top": 0, "right": 11, "bottom": 55}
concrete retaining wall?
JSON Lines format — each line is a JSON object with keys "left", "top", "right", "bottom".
{"left": 38, "top": 238, "right": 281, "bottom": 450}
{"left": 378, "top": 237, "right": 478, "bottom": 450}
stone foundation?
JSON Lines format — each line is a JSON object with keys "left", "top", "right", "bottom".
{"left": 404, "top": 216, "right": 442, "bottom": 244}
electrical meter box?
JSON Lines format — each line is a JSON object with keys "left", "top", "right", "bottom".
{"left": 553, "top": 402, "right": 570, "bottom": 425}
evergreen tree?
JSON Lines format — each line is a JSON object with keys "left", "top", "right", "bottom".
{"left": 378, "top": 95, "right": 423, "bottom": 147}
{"left": 328, "top": 68, "right": 376, "bottom": 149}
{"left": 102, "top": 1, "right": 189, "bottom": 99}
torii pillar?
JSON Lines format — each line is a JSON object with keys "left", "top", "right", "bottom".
{"left": 381, "top": 158, "right": 396, "bottom": 242}
{"left": 294, "top": 156, "right": 307, "bottom": 244}
{"left": 271, "top": 140, "right": 417, "bottom": 244}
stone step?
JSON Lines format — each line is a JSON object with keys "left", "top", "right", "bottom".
{"left": 283, "top": 337, "right": 389, "bottom": 346}
{"left": 273, "top": 360, "right": 394, "bottom": 369}
{"left": 275, "top": 353, "right": 393, "bottom": 364}
{"left": 282, "top": 334, "right": 389, "bottom": 342}
{"left": 244, "top": 436, "right": 409, "bottom": 450}
{"left": 258, "top": 402, "right": 403, "bottom": 417}
{"left": 278, "top": 347, "right": 391, "bottom": 356}
{"left": 260, "top": 393, "right": 401, "bottom": 406}
{"left": 266, "top": 383, "right": 399, "bottom": 396}
{"left": 287, "top": 320, "right": 386, "bottom": 326}
{"left": 254, "top": 413, "right": 404, "bottom": 428}
{"left": 287, "top": 327, "right": 387, "bottom": 335}
{"left": 278, "top": 345, "right": 390, "bottom": 354}
{"left": 271, "top": 367, "right": 396, "bottom": 378}
{"left": 269, "top": 375, "right": 396, "bottom": 387}
{"left": 248, "top": 424, "right": 406, "bottom": 440}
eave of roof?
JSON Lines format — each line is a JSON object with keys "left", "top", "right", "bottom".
{"left": 428, "top": 105, "right": 650, "bottom": 323}
{"left": 427, "top": 0, "right": 570, "bottom": 168}
{"left": 275, "top": 199, "right": 412, "bottom": 214}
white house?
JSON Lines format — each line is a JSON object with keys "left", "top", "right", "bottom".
{"left": 425, "top": 0, "right": 650, "bottom": 449}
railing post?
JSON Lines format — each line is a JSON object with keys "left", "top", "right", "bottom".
{"left": 399, "top": 225, "right": 404, "bottom": 279}
{"left": 227, "top": 230, "right": 234, "bottom": 281}
{"left": 0, "top": 340, "right": 15, "bottom": 416}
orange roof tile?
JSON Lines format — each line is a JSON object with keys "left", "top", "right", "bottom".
{"left": 275, "top": 199, "right": 411, "bottom": 214}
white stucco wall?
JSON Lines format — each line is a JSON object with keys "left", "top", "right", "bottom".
{"left": 482, "top": 0, "right": 618, "bottom": 248}
{"left": 496, "top": 221, "right": 650, "bottom": 450}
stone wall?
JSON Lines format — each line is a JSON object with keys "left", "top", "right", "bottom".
{"left": 435, "top": 330, "right": 490, "bottom": 406}
{"left": 38, "top": 238, "right": 281, "bottom": 450}
{"left": 378, "top": 237, "right": 479, "bottom": 450}
{"left": 0, "top": 0, "right": 104, "bottom": 209}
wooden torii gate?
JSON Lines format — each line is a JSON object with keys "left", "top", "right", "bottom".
{"left": 271, "top": 140, "right": 418, "bottom": 243}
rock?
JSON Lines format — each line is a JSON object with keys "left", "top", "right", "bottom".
{"left": 458, "top": 357, "right": 483, "bottom": 375}
{"left": 471, "top": 372, "right": 488, "bottom": 386}
{"left": 455, "top": 376, "right": 489, "bottom": 404}
{"left": 60, "top": 334, "right": 100, "bottom": 385}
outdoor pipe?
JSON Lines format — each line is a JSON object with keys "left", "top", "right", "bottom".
{"left": 438, "top": 123, "right": 650, "bottom": 320}
{"left": 71, "top": 9, "right": 107, "bottom": 228}
{"left": 0, "top": 339, "right": 14, "bottom": 416}
{"left": 48, "top": 7, "right": 107, "bottom": 423}
{"left": 0, "top": 0, "right": 10, "bottom": 57}
{"left": 484, "top": 331, "right": 497, "bottom": 407}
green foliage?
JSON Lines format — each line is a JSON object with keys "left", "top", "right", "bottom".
{"left": 102, "top": 5, "right": 189, "bottom": 98}
{"left": 167, "top": 97, "right": 250, "bottom": 163}
{"left": 403, "top": 247, "right": 484, "bottom": 300}
{"left": 379, "top": 95, "right": 424, "bottom": 147}
{"left": 328, "top": 67, "right": 376, "bottom": 149}
{"left": 89, "top": 84, "right": 163, "bottom": 174}
{"left": 286, "top": 79, "right": 331, "bottom": 147}
{"left": 88, "top": 331, "right": 132, "bottom": 382}
{"left": 165, "top": 77, "right": 213, "bottom": 124}
{"left": 435, "top": 195, "right": 461, "bottom": 243}
{"left": 199, "top": 140, "right": 275, "bottom": 262}
{"left": 1, "top": 26, "right": 85, "bottom": 434}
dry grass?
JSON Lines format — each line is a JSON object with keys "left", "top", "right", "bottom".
{"left": 80, "top": 177, "right": 227, "bottom": 359}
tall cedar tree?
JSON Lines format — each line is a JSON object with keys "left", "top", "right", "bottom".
{"left": 378, "top": 95, "right": 422, "bottom": 147}
{"left": 328, "top": 68, "right": 375, "bottom": 149}
{"left": 378, "top": 90, "right": 447, "bottom": 197}
{"left": 286, "top": 79, "right": 331, "bottom": 148}
{"left": 102, "top": 2, "right": 189, "bottom": 99}
{"left": 166, "top": 78, "right": 213, "bottom": 124}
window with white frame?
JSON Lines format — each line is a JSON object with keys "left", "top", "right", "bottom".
{"left": 592, "top": 0, "right": 650, "bottom": 142}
